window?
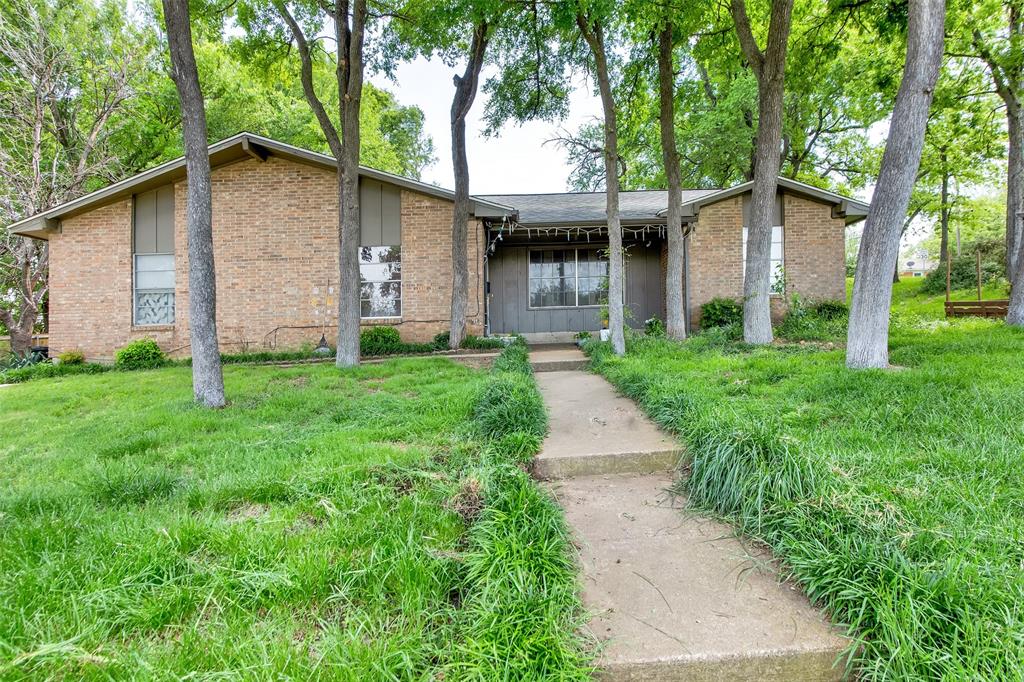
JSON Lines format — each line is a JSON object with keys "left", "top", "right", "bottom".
{"left": 360, "top": 245, "right": 401, "bottom": 318}
{"left": 742, "top": 226, "right": 784, "bottom": 291}
{"left": 133, "top": 186, "right": 175, "bottom": 325}
{"left": 529, "top": 248, "right": 608, "bottom": 308}
{"left": 134, "top": 255, "right": 175, "bottom": 325}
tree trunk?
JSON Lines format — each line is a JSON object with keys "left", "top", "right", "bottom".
{"left": 847, "top": 0, "right": 945, "bottom": 368}
{"left": 893, "top": 260, "right": 901, "bottom": 284}
{"left": 449, "top": 22, "right": 489, "bottom": 350}
{"left": 730, "top": 0, "right": 795, "bottom": 346}
{"left": 1007, "top": 111, "right": 1023, "bottom": 285}
{"left": 162, "top": 0, "right": 225, "bottom": 407}
{"left": 659, "top": 23, "right": 686, "bottom": 340}
{"left": 578, "top": 14, "right": 625, "bottom": 356}
{"left": 939, "top": 159, "right": 950, "bottom": 264}
{"left": 335, "top": 0, "right": 367, "bottom": 367}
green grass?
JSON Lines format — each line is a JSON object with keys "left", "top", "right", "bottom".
{"left": 0, "top": 353, "right": 589, "bottom": 679}
{"left": 587, "top": 288, "right": 1024, "bottom": 680}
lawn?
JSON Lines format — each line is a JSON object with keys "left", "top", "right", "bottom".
{"left": 588, "top": 281, "right": 1024, "bottom": 680}
{"left": 0, "top": 353, "right": 589, "bottom": 679}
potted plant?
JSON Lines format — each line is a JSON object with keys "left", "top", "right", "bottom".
{"left": 574, "top": 331, "right": 592, "bottom": 348}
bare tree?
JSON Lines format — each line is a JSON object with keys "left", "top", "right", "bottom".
{"left": 274, "top": 0, "right": 366, "bottom": 367}
{"left": 847, "top": 0, "right": 945, "bottom": 368}
{"left": 577, "top": 9, "right": 625, "bottom": 355}
{"left": 449, "top": 20, "right": 490, "bottom": 349}
{"left": 730, "top": 0, "right": 795, "bottom": 345}
{"left": 162, "top": 0, "right": 225, "bottom": 407}
{"left": 658, "top": 22, "right": 686, "bottom": 340}
{"left": 0, "top": 0, "right": 143, "bottom": 356}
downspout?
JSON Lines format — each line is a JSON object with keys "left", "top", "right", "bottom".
{"left": 683, "top": 222, "right": 692, "bottom": 335}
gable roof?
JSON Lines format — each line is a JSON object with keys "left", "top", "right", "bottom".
{"left": 674, "top": 176, "right": 870, "bottom": 225}
{"left": 476, "top": 189, "right": 720, "bottom": 226}
{"left": 8, "top": 132, "right": 515, "bottom": 239}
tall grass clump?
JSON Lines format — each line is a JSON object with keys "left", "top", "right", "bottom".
{"left": 453, "top": 339, "right": 590, "bottom": 677}
{"left": 586, "top": 325, "right": 1024, "bottom": 680}
{"left": 472, "top": 340, "right": 547, "bottom": 460}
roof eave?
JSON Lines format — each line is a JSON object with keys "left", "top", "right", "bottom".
{"left": 5, "top": 132, "right": 515, "bottom": 236}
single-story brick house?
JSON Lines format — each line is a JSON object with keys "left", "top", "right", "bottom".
{"left": 9, "top": 133, "right": 868, "bottom": 360}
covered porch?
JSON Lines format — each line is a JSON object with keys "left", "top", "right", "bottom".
{"left": 483, "top": 220, "right": 682, "bottom": 340}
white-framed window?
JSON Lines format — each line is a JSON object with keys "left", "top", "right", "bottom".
{"left": 360, "top": 245, "right": 401, "bottom": 318}
{"left": 134, "top": 254, "right": 175, "bottom": 325}
{"left": 528, "top": 248, "right": 609, "bottom": 308}
{"left": 742, "top": 225, "right": 784, "bottom": 291}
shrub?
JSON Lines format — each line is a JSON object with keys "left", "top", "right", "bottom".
{"left": 432, "top": 331, "right": 451, "bottom": 349}
{"left": 700, "top": 297, "right": 743, "bottom": 328}
{"left": 360, "top": 326, "right": 402, "bottom": 355}
{"left": 810, "top": 299, "right": 848, "bottom": 320}
{"left": 920, "top": 238, "right": 1007, "bottom": 294}
{"left": 462, "top": 334, "right": 505, "bottom": 350}
{"left": 644, "top": 317, "right": 666, "bottom": 337}
{"left": 776, "top": 296, "right": 847, "bottom": 342}
{"left": 0, "top": 360, "right": 109, "bottom": 384}
{"left": 58, "top": 349, "right": 85, "bottom": 365}
{"left": 114, "top": 339, "right": 166, "bottom": 370}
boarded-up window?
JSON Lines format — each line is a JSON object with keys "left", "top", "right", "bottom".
{"left": 133, "top": 186, "right": 175, "bottom": 325}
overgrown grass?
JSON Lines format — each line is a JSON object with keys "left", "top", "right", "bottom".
{"left": 587, "top": 302, "right": 1024, "bottom": 679}
{"left": 0, "top": 353, "right": 588, "bottom": 679}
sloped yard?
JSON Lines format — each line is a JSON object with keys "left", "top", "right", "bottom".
{"left": 588, "top": 291, "right": 1024, "bottom": 679}
{"left": 0, "top": 352, "right": 589, "bottom": 679}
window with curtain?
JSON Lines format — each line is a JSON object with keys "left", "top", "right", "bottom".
{"left": 360, "top": 245, "right": 402, "bottom": 318}
{"left": 742, "top": 226, "right": 784, "bottom": 290}
{"left": 529, "top": 248, "right": 609, "bottom": 308}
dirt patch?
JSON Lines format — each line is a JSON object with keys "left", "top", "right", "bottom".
{"left": 290, "top": 375, "right": 310, "bottom": 388}
{"left": 448, "top": 478, "right": 483, "bottom": 525}
{"left": 227, "top": 502, "right": 270, "bottom": 522}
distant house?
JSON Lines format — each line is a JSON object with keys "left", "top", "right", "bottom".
{"left": 8, "top": 133, "right": 869, "bottom": 360}
{"left": 899, "top": 250, "right": 937, "bottom": 279}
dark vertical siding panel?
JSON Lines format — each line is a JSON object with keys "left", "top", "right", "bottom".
{"left": 156, "top": 186, "right": 175, "bottom": 253}
{"left": 133, "top": 191, "right": 157, "bottom": 253}
{"left": 359, "top": 179, "right": 383, "bottom": 246}
{"left": 381, "top": 184, "right": 401, "bottom": 245}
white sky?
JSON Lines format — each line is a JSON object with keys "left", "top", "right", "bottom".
{"left": 369, "top": 57, "right": 603, "bottom": 194}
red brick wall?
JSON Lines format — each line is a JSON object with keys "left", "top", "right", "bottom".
{"left": 686, "top": 192, "right": 846, "bottom": 328}
{"left": 47, "top": 156, "right": 483, "bottom": 360}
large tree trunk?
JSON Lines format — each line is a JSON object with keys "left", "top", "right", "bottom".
{"left": 847, "top": 0, "right": 945, "bottom": 368}
{"left": 277, "top": 0, "right": 363, "bottom": 366}
{"left": 334, "top": 0, "right": 366, "bottom": 367}
{"left": 1007, "top": 110, "right": 1023, "bottom": 293}
{"left": 659, "top": 24, "right": 686, "bottom": 340}
{"left": 578, "top": 14, "right": 625, "bottom": 356}
{"left": 449, "top": 21, "right": 489, "bottom": 349}
{"left": 162, "top": 0, "right": 225, "bottom": 407}
{"left": 730, "top": 0, "right": 795, "bottom": 346}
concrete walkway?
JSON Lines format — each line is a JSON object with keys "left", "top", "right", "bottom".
{"left": 530, "top": 347, "right": 848, "bottom": 681}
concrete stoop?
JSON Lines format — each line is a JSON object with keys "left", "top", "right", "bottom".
{"left": 530, "top": 350, "right": 849, "bottom": 680}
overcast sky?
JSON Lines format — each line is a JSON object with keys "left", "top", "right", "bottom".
{"left": 369, "top": 57, "right": 603, "bottom": 195}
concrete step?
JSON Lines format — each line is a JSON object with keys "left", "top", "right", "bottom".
{"left": 533, "top": 370, "right": 680, "bottom": 479}
{"left": 528, "top": 346, "right": 590, "bottom": 373}
{"left": 552, "top": 473, "right": 849, "bottom": 681}
{"left": 531, "top": 358, "right": 589, "bottom": 372}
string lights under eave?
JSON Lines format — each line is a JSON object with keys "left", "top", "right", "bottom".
{"left": 486, "top": 220, "right": 672, "bottom": 254}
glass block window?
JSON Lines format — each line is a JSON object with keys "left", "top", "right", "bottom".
{"left": 742, "top": 225, "right": 784, "bottom": 290}
{"left": 360, "top": 245, "right": 401, "bottom": 318}
{"left": 529, "top": 248, "right": 609, "bottom": 308}
{"left": 134, "top": 254, "right": 175, "bottom": 325}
